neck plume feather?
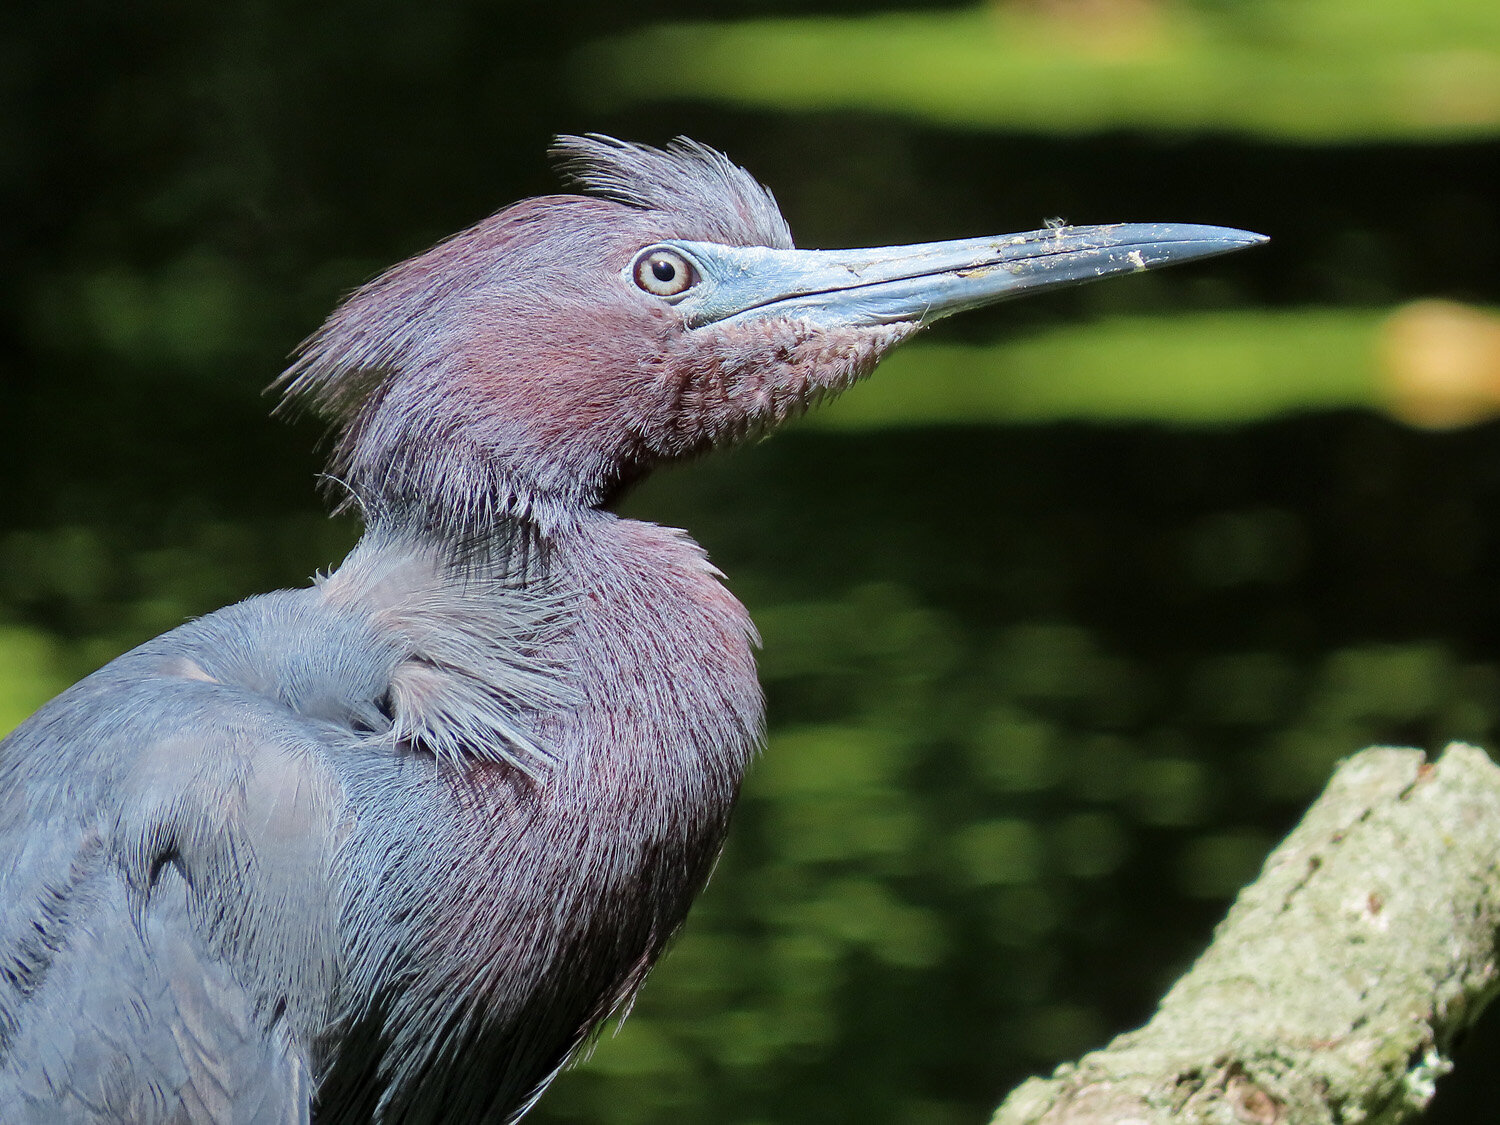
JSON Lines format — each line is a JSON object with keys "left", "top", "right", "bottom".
{"left": 320, "top": 530, "right": 579, "bottom": 774}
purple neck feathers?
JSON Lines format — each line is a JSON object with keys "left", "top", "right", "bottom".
{"left": 317, "top": 515, "right": 763, "bottom": 1117}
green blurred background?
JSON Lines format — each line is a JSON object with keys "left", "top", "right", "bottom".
{"left": 8, "top": 0, "right": 1500, "bottom": 1121}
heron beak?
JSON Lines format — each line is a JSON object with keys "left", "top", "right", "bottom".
{"left": 662, "top": 224, "right": 1267, "bottom": 330}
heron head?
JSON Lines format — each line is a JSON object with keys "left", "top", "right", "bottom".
{"left": 280, "top": 135, "right": 1263, "bottom": 541}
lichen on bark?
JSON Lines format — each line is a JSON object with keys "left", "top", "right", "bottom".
{"left": 993, "top": 743, "right": 1500, "bottom": 1125}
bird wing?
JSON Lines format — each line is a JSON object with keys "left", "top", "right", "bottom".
{"left": 0, "top": 648, "right": 345, "bottom": 1124}
{"left": 0, "top": 542, "right": 573, "bottom": 1123}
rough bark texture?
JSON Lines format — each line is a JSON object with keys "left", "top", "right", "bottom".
{"left": 993, "top": 743, "right": 1500, "bottom": 1125}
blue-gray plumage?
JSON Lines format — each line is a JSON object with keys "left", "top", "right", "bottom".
{"left": 0, "top": 136, "right": 1264, "bottom": 1122}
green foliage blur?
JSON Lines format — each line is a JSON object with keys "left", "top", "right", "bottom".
{"left": 581, "top": 0, "right": 1500, "bottom": 141}
{"left": 6, "top": 1, "right": 1500, "bottom": 1122}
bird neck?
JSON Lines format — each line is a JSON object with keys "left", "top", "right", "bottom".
{"left": 318, "top": 508, "right": 763, "bottom": 1119}
{"left": 354, "top": 504, "right": 764, "bottom": 780}
{"left": 354, "top": 479, "right": 573, "bottom": 581}
{"left": 544, "top": 511, "right": 764, "bottom": 780}
{"left": 330, "top": 361, "right": 648, "bottom": 549}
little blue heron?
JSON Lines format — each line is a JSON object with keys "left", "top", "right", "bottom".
{"left": 0, "top": 136, "right": 1264, "bottom": 1123}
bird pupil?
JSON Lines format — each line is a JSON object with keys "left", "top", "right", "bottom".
{"left": 652, "top": 259, "right": 676, "bottom": 282}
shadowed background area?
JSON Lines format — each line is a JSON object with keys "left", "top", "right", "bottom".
{"left": 6, "top": 1, "right": 1500, "bottom": 1122}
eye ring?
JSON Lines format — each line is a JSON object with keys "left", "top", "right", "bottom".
{"left": 633, "top": 249, "right": 698, "bottom": 298}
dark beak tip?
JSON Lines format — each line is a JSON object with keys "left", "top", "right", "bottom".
{"left": 1215, "top": 227, "right": 1269, "bottom": 249}
{"left": 1162, "top": 225, "right": 1269, "bottom": 264}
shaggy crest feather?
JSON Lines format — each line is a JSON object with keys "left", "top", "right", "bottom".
{"left": 550, "top": 133, "right": 793, "bottom": 250}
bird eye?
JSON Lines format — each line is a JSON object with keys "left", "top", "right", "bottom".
{"left": 633, "top": 249, "right": 697, "bottom": 298}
